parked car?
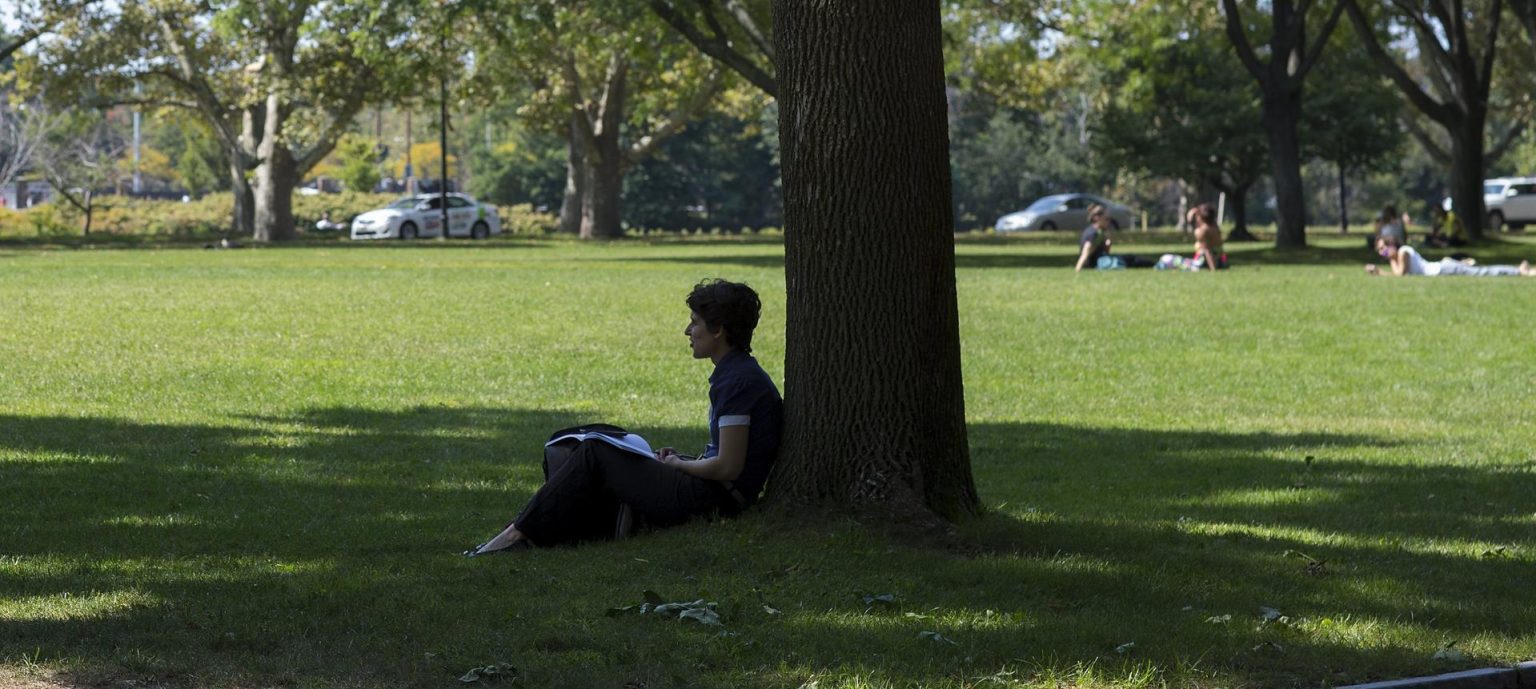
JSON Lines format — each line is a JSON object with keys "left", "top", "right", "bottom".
{"left": 1482, "top": 177, "right": 1536, "bottom": 231}
{"left": 349, "top": 193, "right": 502, "bottom": 240}
{"left": 994, "top": 194, "right": 1134, "bottom": 233}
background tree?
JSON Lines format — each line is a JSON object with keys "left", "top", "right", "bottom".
{"left": 1341, "top": 0, "right": 1505, "bottom": 239}
{"left": 27, "top": 0, "right": 418, "bottom": 240}
{"left": 648, "top": 0, "right": 776, "bottom": 96}
{"left": 474, "top": 1, "right": 732, "bottom": 238}
{"left": 335, "top": 134, "right": 382, "bottom": 194}
{"left": 769, "top": 0, "right": 979, "bottom": 520}
{"left": 1088, "top": 1, "right": 1270, "bottom": 239}
{"left": 38, "top": 108, "right": 124, "bottom": 235}
{"left": 1302, "top": 31, "right": 1404, "bottom": 234}
{"left": 0, "top": 99, "right": 54, "bottom": 196}
{"left": 1220, "top": 0, "right": 1344, "bottom": 248}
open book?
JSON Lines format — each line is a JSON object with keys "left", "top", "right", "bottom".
{"left": 545, "top": 430, "right": 655, "bottom": 460}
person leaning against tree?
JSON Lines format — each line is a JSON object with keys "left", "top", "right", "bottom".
{"left": 464, "top": 278, "right": 784, "bottom": 554}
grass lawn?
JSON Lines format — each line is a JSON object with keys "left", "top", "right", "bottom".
{"left": 1, "top": 232, "right": 1533, "bottom": 688}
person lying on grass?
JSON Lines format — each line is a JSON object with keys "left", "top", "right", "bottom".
{"left": 1364, "top": 235, "right": 1534, "bottom": 277}
{"left": 465, "top": 278, "right": 784, "bottom": 554}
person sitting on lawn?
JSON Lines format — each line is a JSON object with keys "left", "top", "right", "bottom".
{"left": 1191, "top": 203, "right": 1227, "bottom": 270}
{"left": 1424, "top": 205, "right": 1467, "bottom": 248}
{"left": 1365, "top": 235, "right": 1534, "bottom": 277}
{"left": 465, "top": 278, "right": 783, "bottom": 554}
{"left": 1156, "top": 203, "right": 1227, "bottom": 271}
{"left": 1076, "top": 204, "right": 1151, "bottom": 270}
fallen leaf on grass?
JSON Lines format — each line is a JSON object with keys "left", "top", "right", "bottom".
{"left": 917, "top": 631, "right": 958, "bottom": 646}
{"left": 1204, "top": 614, "right": 1232, "bottom": 624}
{"left": 862, "top": 593, "right": 896, "bottom": 607}
{"left": 458, "top": 662, "right": 516, "bottom": 683}
{"left": 1114, "top": 642, "right": 1136, "bottom": 654}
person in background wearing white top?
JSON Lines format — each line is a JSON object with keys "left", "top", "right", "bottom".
{"left": 1366, "top": 235, "right": 1534, "bottom": 277}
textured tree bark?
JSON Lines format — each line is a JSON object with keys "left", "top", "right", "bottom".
{"left": 227, "top": 160, "right": 254, "bottom": 237}
{"left": 768, "top": 0, "right": 979, "bottom": 521}
{"left": 559, "top": 118, "right": 584, "bottom": 234}
{"left": 1449, "top": 120, "right": 1488, "bottom": 239}
{"left": 252, "top": 91, "right": 298, "bottom": 242}
{"left": 579, "top": 149, "right": 624, "bottom": 239}
{"left": 252, "top": 147, "right": 297, "bottom": 242}
{"left": 1264, "top": 95, "right": 1308, "bottom": 248}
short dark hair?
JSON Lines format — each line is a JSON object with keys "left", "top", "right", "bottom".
{"left": 687, "top": 279, "right": 762, "bottom": 354}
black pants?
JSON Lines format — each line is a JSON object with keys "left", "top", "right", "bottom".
{"left": 514, "top": 439, "right": 737, "bottom": 546}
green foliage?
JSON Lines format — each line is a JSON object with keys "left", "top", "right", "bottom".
{"left": 1086, "top": 1, "right": 1267, "bottom": 200}
{"left": 2, "top": 237, "right": 1536, "bottom": 687}
{"left": 334, "top": 134, "right": 383, "bottom": 194}
{"left": 623, "top": 110, "right": 780, "bottom": 231}
{"left": 467, "top": 135, "right": 565, "bottom": 209}
{"left": 1304, "top": 30, "right": 1403, "bottom": 177}
{"left": 949, "top": 107, "right": 1103, "bottom": 229}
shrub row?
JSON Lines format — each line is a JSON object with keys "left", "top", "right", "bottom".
{"left": 0, "top": 192, "right": 557, "bottom": 238}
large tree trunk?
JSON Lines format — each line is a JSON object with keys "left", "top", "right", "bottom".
{"left": 769, "top": 0, "right": 979, "bottom": 521}
{"left": 253, "top": 147, "right": 298, "bottom": 242}
{"left": 1264, "top": 94, "right": 1308, "bottom": 248}
{"left": 252, "top": 92, "right": 298, "bottom": 242}
{"left": 579, "top": 144, "right": 624, "bottom": 239}
{"left": 577, "top": 57, "right": 629, "bottom": 240}
{"left": 1449, "top": 119, "right": 1488, "bottom": 239}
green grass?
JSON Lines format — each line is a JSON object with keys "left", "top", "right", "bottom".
{"left": 2, "top": 233, "right": 1534, "bottom": 688}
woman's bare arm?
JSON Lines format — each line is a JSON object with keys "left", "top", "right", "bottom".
{"left": 660, "top": 425, "right": 747, "bottom": 481}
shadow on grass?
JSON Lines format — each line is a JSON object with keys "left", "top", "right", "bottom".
{"left": 1, "top": 410, "right": 1530, "bottom": 687}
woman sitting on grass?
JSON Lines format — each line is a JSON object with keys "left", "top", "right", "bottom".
{"left": 1365, "top": 235, "right": 1534, "bottom": 277}
{"left": 1157, "top": 204, "right": 1227, "bottom": 271}
{"left": 466, "top": 279, "right": 783, "bottom": 554}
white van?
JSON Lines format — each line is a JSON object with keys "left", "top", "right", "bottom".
{"left": 1484, "top": 177, "right": 1536, "bottom": 231}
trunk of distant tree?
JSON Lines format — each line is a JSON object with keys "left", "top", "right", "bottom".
{"left": 1264, "top": 95, "right": 1308, "bottom": 247}
{"left": 572, "top": 56, "right": 629, "bottom": 240}
{"left": 559, "top": 129, "right": 584, "bottom": 234}
{"left": 1450, "top": 120, "right": 1489, "bottom": 238}
{"left": 1337, "top": 162, "right": 1349, "bottom": 234}
{"left": 252, "top": 91, "right": 299, "bottom": 242}
{"left": 252, "top": 150, "right": 298, "bottom": 242}
{"left": 1341, "top": 0, "right": 1498, "bottom": 239}
{"left": 767, "top": 0, "right": 979, "bottom": 522}
{"left": 1223, "top": 185, "right": 1255, "bottom": 242}
{"left": 580, "top": 143, "right": 624, "bottom": 239}
{"left": 1221, "top": 0, "right": 1344, "bottom": 249}
{"left": 228, "top": 160, "right": 254, "bottom": 236}
{"left": 80, "top": 190, "right": 92, "bottom": 236}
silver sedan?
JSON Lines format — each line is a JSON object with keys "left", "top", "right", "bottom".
{"left": 995, "top": 194, "right": 1134, "bottom": 232}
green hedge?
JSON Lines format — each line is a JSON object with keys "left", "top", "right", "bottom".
{"left": 0, "top": 192, "right": 557, "bottom": 238}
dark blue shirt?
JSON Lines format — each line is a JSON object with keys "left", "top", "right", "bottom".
{"left": 702, "top": 349, "right": 783, "bottom": 503}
